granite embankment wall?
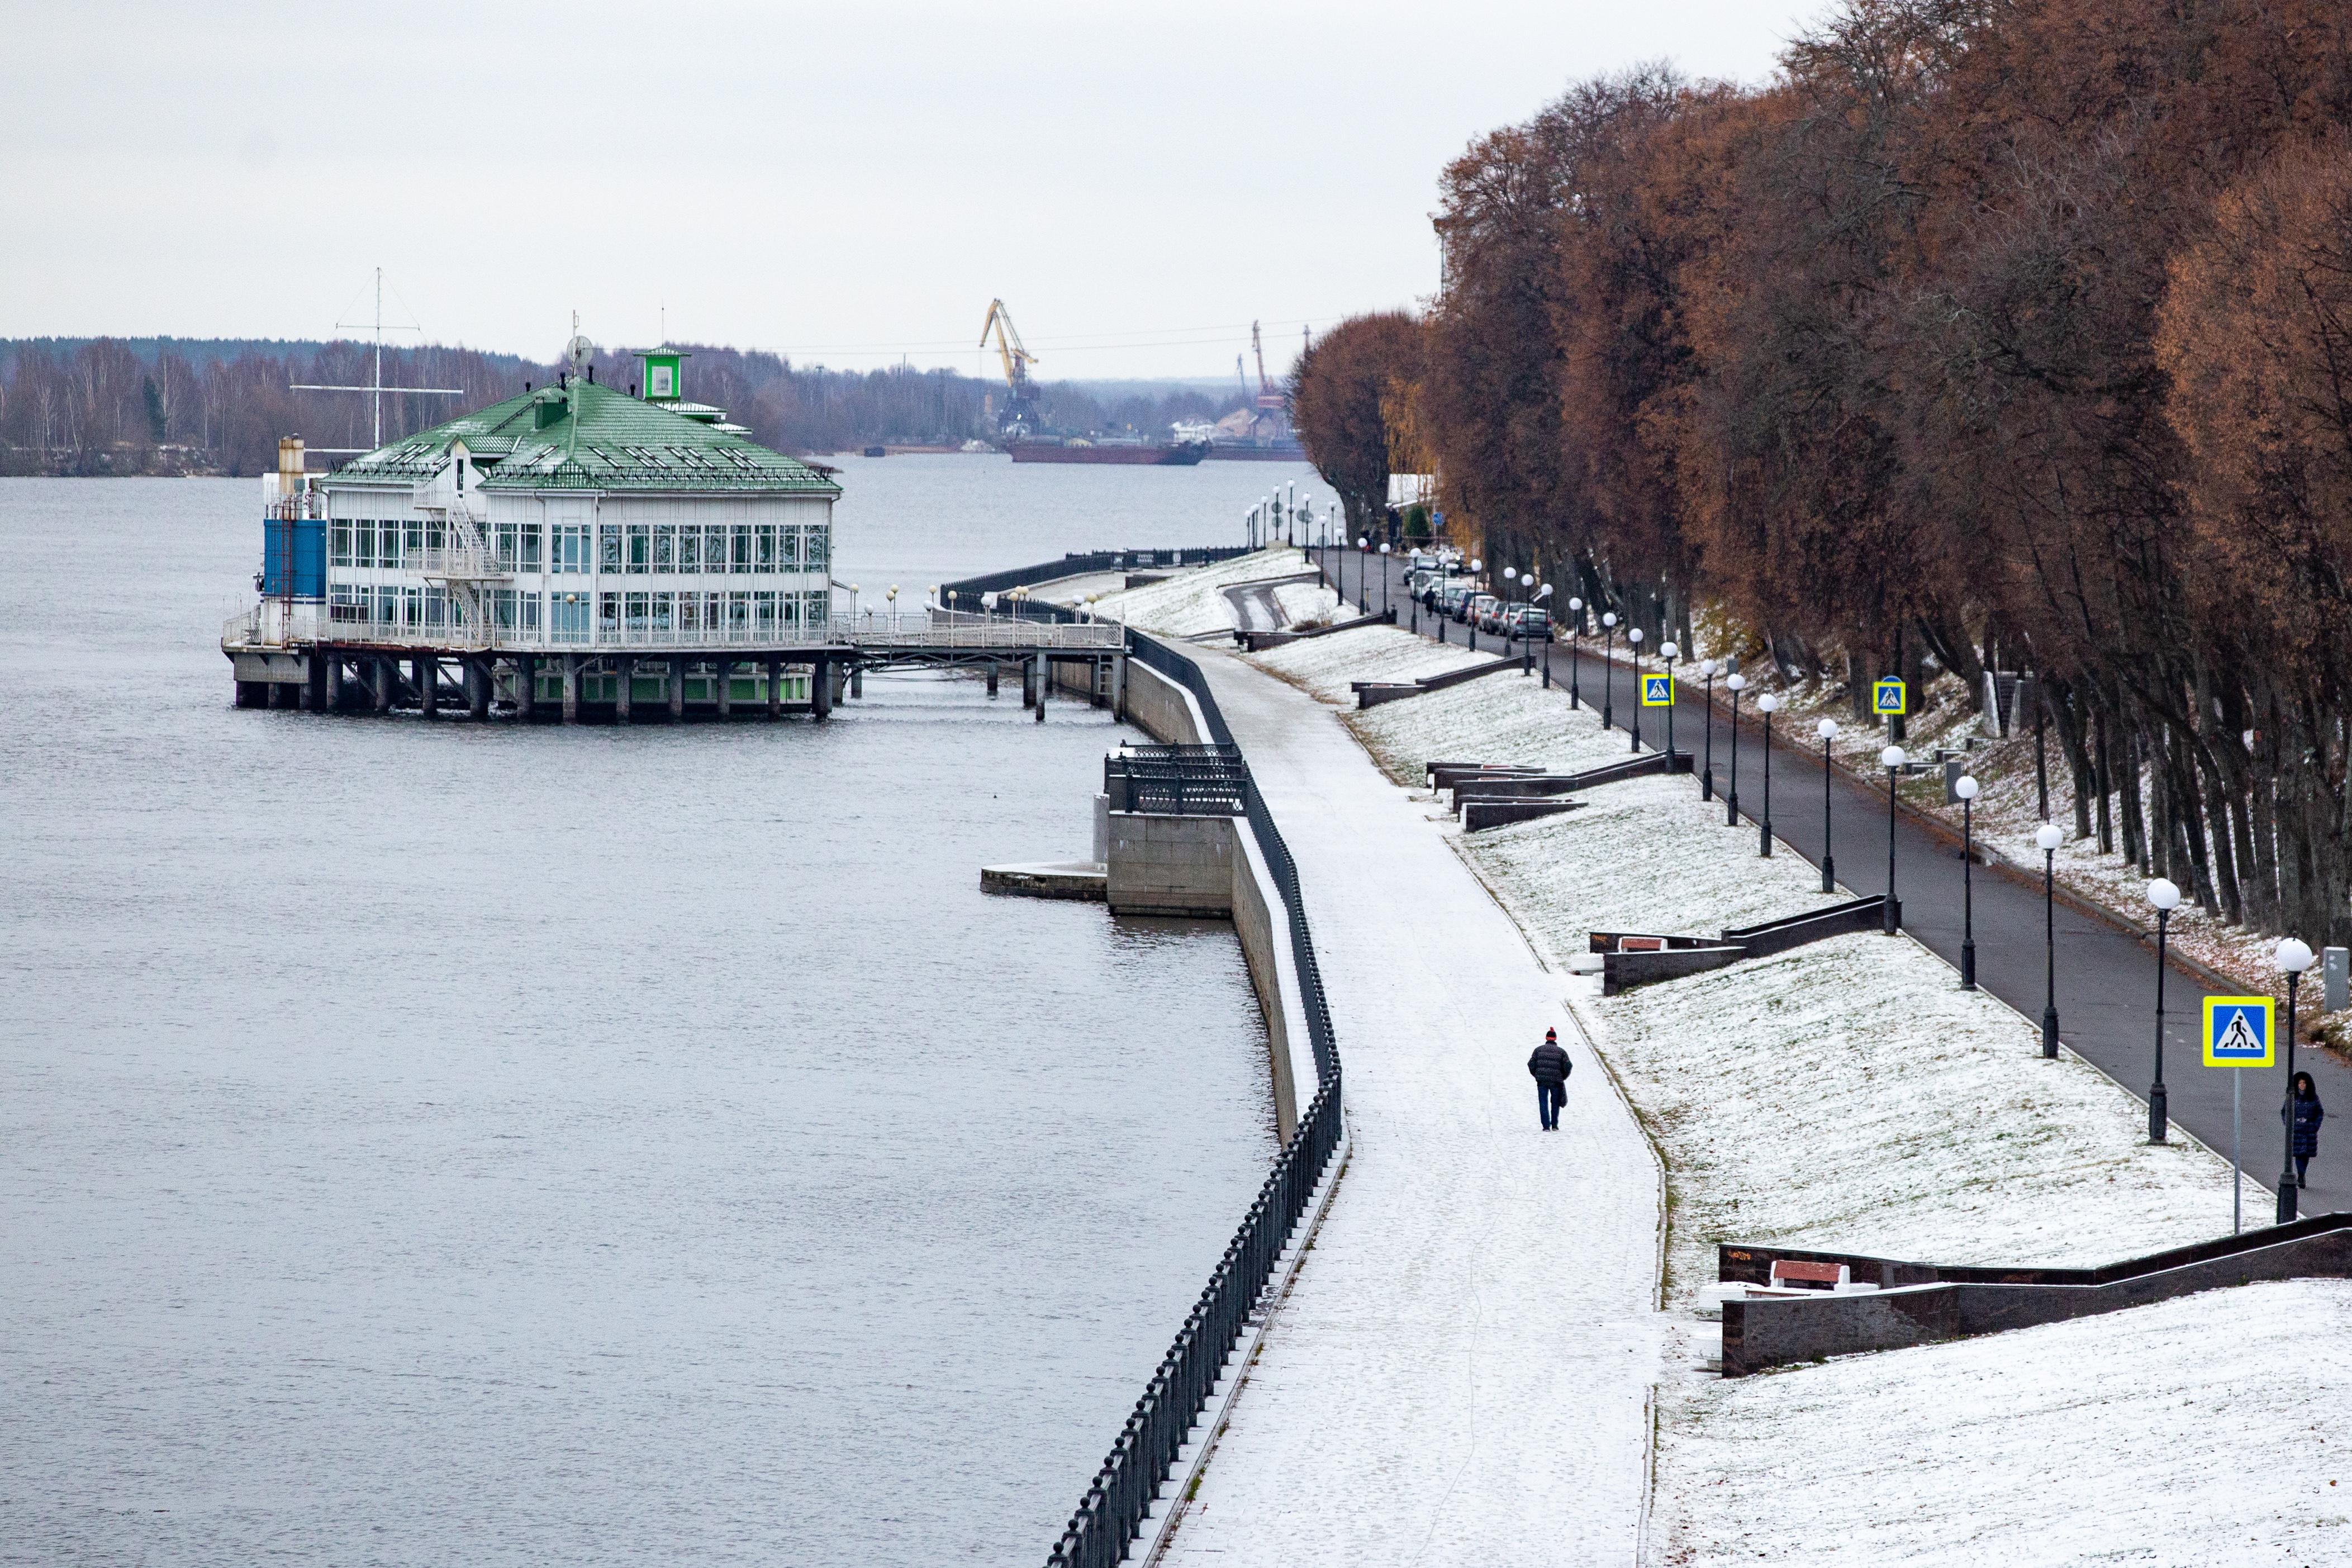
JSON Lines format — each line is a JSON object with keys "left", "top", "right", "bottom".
{"left": 1114, "top": 658, "right": 1302, "bottom": 1142}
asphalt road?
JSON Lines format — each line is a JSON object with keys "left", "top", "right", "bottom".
{"left": 1324, "top": 547, "right": 2350, "bottom": 1228}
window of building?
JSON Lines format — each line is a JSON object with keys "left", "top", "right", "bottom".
{"left": 330, "top": 585, "right": 362, "bottom": 623}
{"left": 779, "top": 593, "right": 801, "bottom": 631}
{"left": 556, "top": 524, "right": 590, "bottom": 573}
{"left": 754, "top": 590, "right": 776, "bottom": 634}
{"left": 731, "top": 525, "right": 753, "bottom": 573}
{"left": 598, "top": 592, "right": 620, "bottom": 639}
{"left": 599, "top": 524, "right": 623, "bottom": 573}
{"left": 425, "top": 587, "right": 448, "bottom": 628}
{"left": 332, "top": 522, "right": 353, "bottom": 568}
{"left": 706, "top": 524, "right": 728, "bottom": 571}
{"left": 778, "top": 525, "right": 802, "bottom": 569}
{"left": 624, "top": 591, "right": 650, "bottom": 635}
{"left": 804, "top": 591, "right": 830, "bottom": 631}
{"left": 552, "top": 591, "right": 590, "bottom": 643}
{"left": 805, "top": 525, "right": 830, "bottom": 569}
{"left": 652, "top": 592, "right": 675, "bottom": 635}
{"left": 756, "top": 524, "right": 775, "bottom": 571}
{"left": 678, "top": 593, "right": 702, "bottom": 635}
{"left": 726, "top": 591, "right": 750, "bottom": 635}
{"left": 678, "top": 526, "right": 701, "bottom": 573}
{"left": 653, "top": 524, "right": 674, "bottom": 572}
{"left": 403, "top": 586, "right": 424, "bottom": 626}
{"left": 521, "top": 591, "right": 542, "bottom": 635}
{"left": 627, "top": 524, "right": 650, "bottom": 573}
{"left": 520, "top": 523, "right": 544, "bottom": 573}
{"left": 496, "top": 523, "right": 517, "bottom": 569}
{"left": 377, "top": 586, "right": 399, "bottom": 624}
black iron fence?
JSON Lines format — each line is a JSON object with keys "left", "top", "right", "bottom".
{"left": 1104, "top": 744, "right": 1249, "bottom": 816}
{"left": 1044, "top": 634, "right": 1342, "bottom": 1568}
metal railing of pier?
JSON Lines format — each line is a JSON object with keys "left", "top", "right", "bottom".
{"left": 1103, "top": 744, "right": 1249, "bottom": 816}
{"left": 1046, "top": 634, "right": 1341, "bottom": 1568}
{"left": 226, "top": 609, "right": 1127, "bottom": 655}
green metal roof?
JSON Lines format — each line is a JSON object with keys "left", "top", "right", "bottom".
{"left": 328, "top": 379, "right": 841, "bottom": 496}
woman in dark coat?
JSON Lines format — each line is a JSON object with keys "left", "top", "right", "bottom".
{"left": 2284, "top": 1072, "right": 2325, "bottom": 1187}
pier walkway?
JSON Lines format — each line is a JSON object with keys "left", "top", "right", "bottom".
{"left": 1158, "top": 644, "right": 1660, "bottom": 1565}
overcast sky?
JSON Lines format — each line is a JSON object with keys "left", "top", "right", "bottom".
{"left": 6, "top": 1, "right": 1824, "bottom": 381}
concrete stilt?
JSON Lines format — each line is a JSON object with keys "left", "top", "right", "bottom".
{"left": 562, "top": 655, "right": 581, "bottom": 723}
{"left": 516, "top": 655, "right": 536, "bottom": 721}
{"left": 1034, "top": 652, "right": 1047, "bottom": 723}
{"left": 716, "top": 659, "right": 733, "bottom": 718}
{"left": 305, "top": 654, "right": 327, "bottom": 711}
{"left": 465, "top": 659, "right": 490, "bottom": 720}
{"left": 372, "top": 658, "right": 392, "bottom": 712}
{"left": 325, "top": 657, "right": 344, "bottom": 713}
{"left": 1091, "top": 657, "right": 1106, "bottom": 708}
{"left": 1112, "top": 654, "right": 1128, "bottom": 723}
{"left": 616, "top": 656, "right": 634, "bottom": 722}
{"left": 668, "top": 655, "right": 686, "bottom": 720}
{"left": 766, "top": 657, "right": 783, "bottom": 719}
{"left": 986, "top": 663, "right": 1000, "bottom": 697}
{"left": 812, "top": 657, "right": 832, "bottom": 720}
{"left": 1021, "top": 660, "right": 1038, "bottom": 709}
{"left": 268, "top": 680, "right": 293, "bottom": 709}
{"left": 850, "top": 663, "right": 863, "bottom": 700}
{"left": 417, "top": 657, "right": 439, "bottom": 716}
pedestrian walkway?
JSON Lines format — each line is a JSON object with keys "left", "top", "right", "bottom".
{"left": 1157, "top": 644, "right": 1660, "bottom": 1566}
{"left": 1348, "top": 550, "right": 2352, "bottom": 1218}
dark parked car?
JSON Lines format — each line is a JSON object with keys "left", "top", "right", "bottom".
{"left": 1504, "top": 606, "right": 1553, "bottom": 642}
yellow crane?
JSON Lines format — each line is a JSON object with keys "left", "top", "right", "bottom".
{"left": 978, "top": 299, "right": 1041, "bottom": 433}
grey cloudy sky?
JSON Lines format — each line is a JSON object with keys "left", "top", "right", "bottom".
{"left": 6, "top": 1, "right": 1823, "bottom": 381}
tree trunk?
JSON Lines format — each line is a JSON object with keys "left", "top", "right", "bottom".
{"left": 2119, "top": 721, "right": 2149, "bottom": 869}
{"left": 2092, "top": 699, "right": 2115, "bottom": 856}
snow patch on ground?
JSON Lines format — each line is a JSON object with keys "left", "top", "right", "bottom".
{"left": 1346, "top": 656, "right": 1660, "bottom": 787}
{"left": 1270, "top": 579, "right": 1337, "bottom": 628}
{"left": 1091, "top": 547, "right": 1310, "bottom": 638}
{"left": 1653, "top": 1277, "right": 2352, "bottom": 1567}
{"left": 1248, "top": 622, "right": 1496, "bottom": 705}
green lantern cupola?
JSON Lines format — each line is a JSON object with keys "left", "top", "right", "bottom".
{"left": 638, "top": 346, "right": 690, "bottom": 403}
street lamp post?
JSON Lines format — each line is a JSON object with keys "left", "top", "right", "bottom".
{"left": 1356, "top": 536, "right": 1369, "bottom": 612}
{"left": 1699, "top": 659, "right": 1718, "bottom": 800}
{"left": 1380, "top": 542, "right": 1391, "bottom": 616}
{"left": 1817, "top": 719, "right": 1840, "bottom": 894}
{"left": 1567, "top": 598, "right": 1584, "bottom": 708}
{"left": 1600, "top": 613, "right": 1618, "bottom": 730}
{"left": 886, "top": 584, "right": 899, "bottom": 631}
{"left": 2036, "top": 821, "right": 2063, "bottom": 1058}
{"left": 1956, "top": 775, "right": 1982, "bottom": 989}
{"left": 1880, "top": 745, "right": 1906, "bottom": 934}
{"left": 1661, "top": 641, "right": 1680, "bottom": 769}
{"left": 1627, "top": 628, "right": 1646, "bottom": 753}
{"left": 1724, "top": 672, "right": 1745, "bottom": 826}
{"left": 2146, "top": 877, "right": 2179, "bottom": 1142}
{"left": 2278, "top": 937, "right": 2315, "bottom": 1223}
{"left": 1757, "top": 693, "right": 1779, "bottom": 855}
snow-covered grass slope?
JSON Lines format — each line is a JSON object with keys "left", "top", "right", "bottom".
{"left": 1653, "top": 1276, "right": 2352, "bottom": 1567}
{"left": 1090, "top": 547, "right": 1311, "bottom": 638}
{"left": 1248, "top": 621, "right": 1495, "bottom": 706}
{"left": 1347, "top": 653, "right": 1661, "bottom": 787}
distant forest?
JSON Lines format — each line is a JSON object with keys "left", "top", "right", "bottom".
{"left": 0, "top": 337, "right": 1244, "bottom": 477}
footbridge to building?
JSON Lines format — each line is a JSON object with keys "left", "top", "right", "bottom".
{"left": 222, "top": 607, "right": 1132, "bottom": 723}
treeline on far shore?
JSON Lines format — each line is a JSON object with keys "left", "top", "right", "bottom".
{"left": 0, "top": 337, "right": 1237, "bottom": 477}
{"left": 1292, "top": 0, "right": 2352, "bottom": 948}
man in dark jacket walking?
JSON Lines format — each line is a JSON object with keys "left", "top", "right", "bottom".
{"left": 1528, "top": 1027, "right": 1571, "bottom": 1132}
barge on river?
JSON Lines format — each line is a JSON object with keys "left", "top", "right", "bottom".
{"left": 225, "top": 342, "right": 1127, "bottom": 721}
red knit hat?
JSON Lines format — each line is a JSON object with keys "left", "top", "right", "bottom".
{"left": 1545, "top": 1027, "right": 1557, "bottom": 1040}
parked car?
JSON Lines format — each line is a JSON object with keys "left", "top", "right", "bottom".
{"left": 1481, "top": 598, "right": 1523, "bottom": 634}
{"left": 1504, "top": 606, "right": 1553, "bottom": 642}
{"left": 1463, "top": 592, "right": 1499, "bottom": 627}
{"left": 1440, "top": 583, "right": 1474, "bottom": 619}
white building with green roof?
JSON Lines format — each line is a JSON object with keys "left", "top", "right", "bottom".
{"left": 226, "top": 348, "right": 853, "bottom": 720}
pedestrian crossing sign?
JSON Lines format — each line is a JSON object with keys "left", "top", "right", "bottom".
{"left": 1873, "top": 677, "right": 1907, "bottom": 716}
{"left": 2203, "top": 996, "right": 2274, "bottom": 1068}
{"left": 1641, "top": 673, "right": 1674, "bottom": 706}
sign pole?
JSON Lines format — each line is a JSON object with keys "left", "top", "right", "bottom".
{"left": 2233, "top": 1070, "right": 2242, "bottom": 1236}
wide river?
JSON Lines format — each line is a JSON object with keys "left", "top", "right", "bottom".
{"left": 0, "top": 457, "right": 1334, "bottom": 1565}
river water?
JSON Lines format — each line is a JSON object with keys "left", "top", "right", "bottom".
{"left": 0, "top": 457, "right": 1334, "bottom": 1566}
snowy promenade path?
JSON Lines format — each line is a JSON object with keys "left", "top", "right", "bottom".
{"left": 1342, "top": 551, "right": 2352, "bottom": 1219}
{"left": 1158, "top": 644, "right": 1661, "bottom": 1566}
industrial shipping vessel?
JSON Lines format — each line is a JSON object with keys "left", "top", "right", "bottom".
{"left": 1005, "top": 438, "right": 1208, "bottom": 466}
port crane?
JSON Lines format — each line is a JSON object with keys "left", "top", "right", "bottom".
{"left": 978, "top": 298, "right": 1042, "bottom": 435}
